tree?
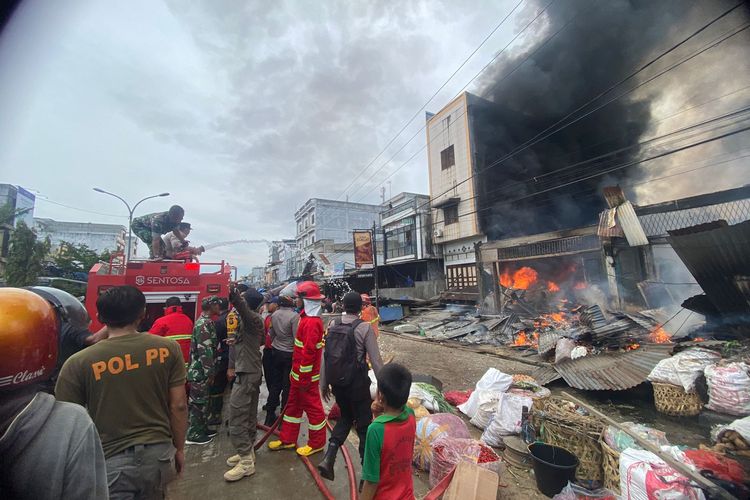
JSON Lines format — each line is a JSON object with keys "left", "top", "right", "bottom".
{"left": 52, "top": 242, "right": 101, "bottom": 277}
{"left": 4, "top": 221, "right": 50, "bottom": 286}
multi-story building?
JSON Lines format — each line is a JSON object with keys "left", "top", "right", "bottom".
{"left": 249, "top": 266, "right": 266, "bottom": 287}
{"left": 266, "top": 239, "right": 299, "bottom": 285}
{"left": 426, "top": 93, "right": 487, "bottom": 290}
{"left": 379, "top": 192, "right": 444, "bottom": 298}
{"left": 294, "top": 198, "right": 382, "bottom": 254}
{"left": 34, "top": 218, "right": 126, "bottom": 255}
{"left": 0, "top": 184, "right": 36, "bottom": 273}
{"left": 0, "top": 184, "right": 35, "bottom": 227}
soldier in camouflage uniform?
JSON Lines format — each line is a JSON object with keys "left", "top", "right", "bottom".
{"left": 130, "top": 205, "right": 184, "bottom": 258}
{"left": 186, "top": 295, "right": 221, "bottom": 444}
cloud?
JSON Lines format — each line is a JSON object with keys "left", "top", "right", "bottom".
{"left": 0, "top": 0, "right": 522, "bottom": 272}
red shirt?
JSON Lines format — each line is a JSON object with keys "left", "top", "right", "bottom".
{"left": 362, "top": 407, "right": 416, "bottom": 499}
{"left": 149, "top": 306, "right": 194, "bottom": 363}
{"left": 263, "top": 315, "right": 273, "bottom": 349}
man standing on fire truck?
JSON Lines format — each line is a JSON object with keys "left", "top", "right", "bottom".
{"left": 186, "top": 296, "right": 221, "bottom": 445}
{"left": 131, "top": 205, "right": 184, "bottom": 258}
{"left": 268, "top": 281, "right": 327, "bottom": 457}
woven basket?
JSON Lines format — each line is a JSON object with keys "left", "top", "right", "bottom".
{"left": 652, "top": 382, "right": 703, "bottom": 416}
{"left": 599, "top": 438, "right": 621, "bottom": 494}
{"left": 535, "top": 397, "right": 605, "bottom": 482}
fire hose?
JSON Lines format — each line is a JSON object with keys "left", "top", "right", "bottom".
{"left": 252, "top": 404, "right": 358, "bottom": 500}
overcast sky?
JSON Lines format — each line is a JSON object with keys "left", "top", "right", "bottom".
{"left": 1, "top": 0, "right": 748, "bottom": 275}
{"left": 0, "top": 0, "right": 526, "bottom": 272}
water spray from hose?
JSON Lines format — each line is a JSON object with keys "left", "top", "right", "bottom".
{"left": 201, "top": 239, "right": 270, "bottom": 250}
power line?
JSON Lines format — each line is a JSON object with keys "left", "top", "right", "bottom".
{"left": 419, "top": 5, "right": 749, "bottom": 215}
{"left": 35, "top": 197, "right": 127, "bottom": 219}
{"left": 324, "top": 138, "right": 750, "bottom": 263}
{"left": 330, "top": 0, "right": 527, "bottom": 204}
{"left": 318, "top": 106, "right": 750, "bottom": 261}
{"left": 429, "top": 124, "right": 750, "bottom": 228}
{"left": 345, "top": 0, "right": 564, "bottom": 202}
{"left": 310, "top": 3, "right": 749, "bottom": 263}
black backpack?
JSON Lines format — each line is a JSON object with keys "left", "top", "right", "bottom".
{"left": 325, "top": 319, "right": 366, "bottom": 388}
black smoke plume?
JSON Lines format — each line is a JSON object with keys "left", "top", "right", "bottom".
{"left": 472, "top": 0, "right": 750, "bottom": 239}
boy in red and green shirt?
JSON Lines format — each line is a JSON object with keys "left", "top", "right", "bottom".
{"left": 361, "top": 363, "right": 416, "bottom": 500}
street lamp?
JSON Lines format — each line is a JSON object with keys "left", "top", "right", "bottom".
{"left": 93, "top": 188, "right": 170, "bottom": 263}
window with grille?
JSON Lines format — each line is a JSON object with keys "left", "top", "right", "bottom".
{"left": 443, "top": 205, "right": 458, "bottom": 225}
{"left": 446, "top": 264, "right": 477, "bottom": 289}
{"left": 440, "top": 145, "right": 455, "bottom": 170}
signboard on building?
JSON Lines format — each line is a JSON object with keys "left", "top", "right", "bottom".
{"left": 353, "top": 230, "right": 374, "bottom": 268}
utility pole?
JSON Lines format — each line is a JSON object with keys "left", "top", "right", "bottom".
{"left": 372, "top": 221, "right": 380, "bottom": 308}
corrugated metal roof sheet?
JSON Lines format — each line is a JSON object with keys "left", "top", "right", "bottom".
{"left": 667, "top": 220, "right": 750, "bottom": 315}
{"left": 597, "top": 208, "right": 624, "bottom": 238}
{"left": 538, "top": 330, "right": 563, "bottom": 355}
{"left": 580, "top": 305, "right": 607, "bottom": 329}
{"left": 554, "top": 343, "right": 674, "bottom": 390}
{"left": 617, "top": 201, "right": 649, "bottom": 246}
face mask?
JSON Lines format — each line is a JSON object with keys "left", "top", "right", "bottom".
{"left": 303, "top": 299, "right": 322, "bottom": 317}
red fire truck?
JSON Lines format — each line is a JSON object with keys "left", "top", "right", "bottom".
{"left": 85, "top": 256, "right": 234, "bottom": 331}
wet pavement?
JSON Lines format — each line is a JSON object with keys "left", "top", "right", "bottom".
{"left": 168, "top": 384, "right": 358, "bottom": 500}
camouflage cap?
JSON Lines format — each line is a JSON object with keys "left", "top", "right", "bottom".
{"left": 201, "top": 295, "right": 221, "bottom": 308}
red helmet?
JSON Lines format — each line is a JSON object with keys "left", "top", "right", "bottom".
{"left": 360, "top": 293, "right": 372, "bottom": 305}
{"left": 296, "top": 281, "right": 324, "bottom": 300}
{"left": 0, "top": 288, "right": 58, "bottom": 391}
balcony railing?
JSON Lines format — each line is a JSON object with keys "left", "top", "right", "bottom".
{"left": 381, "top": 199, "right": 417, "bottom": 219}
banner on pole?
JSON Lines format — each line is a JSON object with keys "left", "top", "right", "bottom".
{"left": 353, "top": 230, "right": 374, "bottom": 269}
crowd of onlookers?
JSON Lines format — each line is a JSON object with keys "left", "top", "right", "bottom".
{"left": 0, "top": 282, "right": 417, "bottom": 499}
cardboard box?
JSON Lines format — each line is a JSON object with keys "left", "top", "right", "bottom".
{"left": 444, "top": 461, "right": 499, "bottom": 500}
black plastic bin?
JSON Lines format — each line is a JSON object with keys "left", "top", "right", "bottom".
{"left": 528, "top": 442, "right": 579, "bottom": 497}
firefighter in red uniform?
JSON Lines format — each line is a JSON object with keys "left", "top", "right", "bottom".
{"left": 149, "top": 296, "right": 194, "bottom": 365}
{"left": 268, "top": 281, "right": 327, "bottom": 457}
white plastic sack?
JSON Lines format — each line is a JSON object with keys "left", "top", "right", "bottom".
{"left": 570, "top": 346, "right": 588, "bottom": 360}
{"left": 410, "top": 384, "right": 439, "bottom": 412}
{"left": 457, "top": 368, "right": 512, "bottom": 418}
{"left": 554, "top": 338, "right": 576, "bottom": 364}
{"left": 469, "top": 390, "right": 502, "bottom": 430}
{"left": 705, "top": 362, "right": 750, "bottom": 416}
{"left": 619, "top": 447, "right": 705, "bottom": 500}
{"left": 368, "top": 369, "right": 377, "bottom": 400}
{"left": 647, "top": 347, "right": 720, "bottom": 391}
{"left": 481, "top": 392, "right": 533, "bottom": 447}
{"left": 712, "top": 415, "right": 750, "bottom": 443}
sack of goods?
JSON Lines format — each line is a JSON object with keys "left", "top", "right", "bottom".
{"left": 647, "top": 347, "right": 720, "bottom": 391}
{"left": 705, "top": 362, "right": 750, "bottom": 416}
{"left": 481, "top": 392, "right": 533, "bottom": 447}
{"left": 429, "top": 437, "right": 503, "bottom": 488}
{"left": 469, "top": 390, "right": 503, "bottom": 430}
{"left": 412, "top": 413, "right": 470, "bottom": 471}
{"left": 619, "top": 447, "right": 705, "bottom": 500}
{"left": 458, "top": 368, "right": 512, "bottom": 418}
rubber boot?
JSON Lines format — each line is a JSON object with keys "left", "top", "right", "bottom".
{"left": 263, "top": 412, "right": 277, "bottom": 427}
{"left": 223, "top": 451, "right": 255, "bottom": 482}
{"left": 316, "top": 443, "right": 339, "bottom": 481}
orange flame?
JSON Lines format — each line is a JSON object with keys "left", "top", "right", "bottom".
{"left": 513, "top": 330, "right": 539, "bottom": 347}
{"left": 547, "top": 281, "right": 561, "bottom": 292}
{"left": 693, "top": 337, "right": 705, "bottom": 342}
{"left": 649, "top": 327, "right": 671, "bottom": 343}
{"left": 626, "top": 343, "right": 640, "bottom": 351}
{"left": 500, "top": 267, "right": 538, "bottom": 290}
{"left": 500, "top": 270, "right": 513, "bottom": 288}
{"left": 574, "top": 281, "right": 587, "bottom": 290}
